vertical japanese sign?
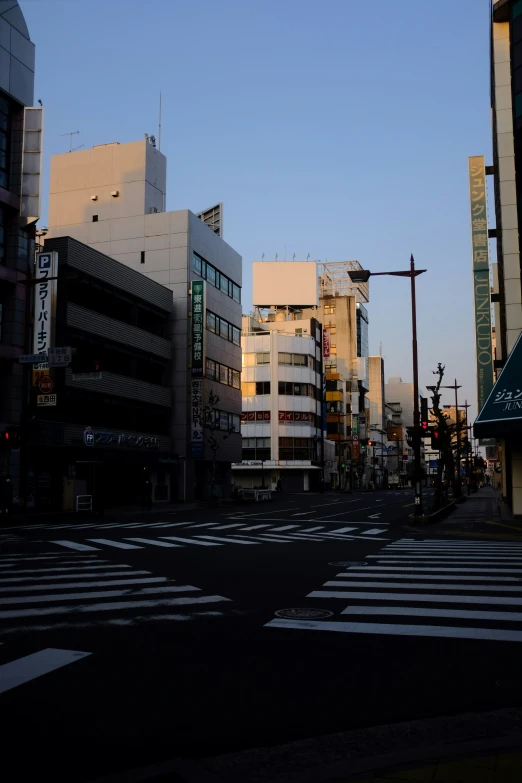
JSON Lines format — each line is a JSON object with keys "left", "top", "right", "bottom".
{"left": 323, "top": 328, "right": 330, "bottom": 358}
{"left": 191, "top": 280, "right": 205, "bottom": 458}
{"left": 33, "top": 252, "right": 57, "bottom": 355}
{"left": 468, "top": 156, "right": 494, "bottom": 413}
{"left": 191, "top": 280, "right": 205, "bottom": 377}
{"left": 191, "top": 379, "right": 204, "bottom": 458}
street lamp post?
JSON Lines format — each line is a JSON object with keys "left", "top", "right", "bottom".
{"left": 349, "top": 255, "right": 426, "bottom": 515}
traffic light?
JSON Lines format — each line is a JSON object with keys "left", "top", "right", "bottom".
{"left": 71, "top": 350, "right": 101, "bottom": 376}
{"left": 420, "top": 397, "right": 428, "bottom": 427}
{"left": 0, "top": 426, "right": 20, "bottom": 450}
{"left": 431, "top": 429, "right": 441, "bottom": 450}
{"left": 367, "top": 440, "right": 372, "bottom": 446}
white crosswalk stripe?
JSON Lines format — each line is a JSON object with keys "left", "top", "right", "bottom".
{"left": 0, "top": 552, "right": 232, "bottom": 634}
{"left": 265, "top": 538, "right": 522, "bottom": 643}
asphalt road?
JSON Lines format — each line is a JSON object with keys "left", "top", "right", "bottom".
{"left": 2, "top": 488, "right": 522, "bottom": 782}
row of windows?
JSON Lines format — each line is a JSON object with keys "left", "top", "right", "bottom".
{"left": 206, "top": 311, "right": 241, "bottom": 345}
{"left": 192, "top": 252, "right": 241, "bottom": 303}
{"left": 278, "top": 381, "right": 321, "bottom": 399}
{"left": 206, "top": 359, "right": 241, "bottom": 389}
{"left": 206, "top": 409, "right": 241, "bottom": 432}
{"left": 0, "top": 95, "right": 10, "bottom": 190}
{"left": 242, "top": 437, "right": 270, "bottom": 461}
{"left": 243, "top": 437, "right": 270, "bottom": 448}
{"left": 241, "top": 381, "right": 321, "bottom": 398}
{"left": 242, "top": 352, "right": 320, "bottom": 371}
{"left": 279, "top": 437, "right": 316, "bottom": 461}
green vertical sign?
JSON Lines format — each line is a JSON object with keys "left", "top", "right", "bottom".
{"left": 191, "top": 280, "right": 205, "bottom": 377}
{"left": 468, "top": 155, "right": 494, "bottom": 412}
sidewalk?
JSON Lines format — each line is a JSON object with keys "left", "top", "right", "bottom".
{"left": 350, "top": 749, "right": 522, "bottom": 782}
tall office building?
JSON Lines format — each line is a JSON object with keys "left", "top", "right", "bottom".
{"left": 474, "top": 1, "right": 522, "bottom": 516}
{"left": 0, "top": 1, "right": 43, "bottom": 493}
{"left": 46, "top": 140, "right": 242, "bottom": 500}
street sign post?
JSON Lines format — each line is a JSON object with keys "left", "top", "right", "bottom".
{"left": 37, "top": 394, "right": 57, "bottom": 407}
{"left": 19, "top": 353, "right": 47, "bottom": 364}
{"left": 48, "top": 347, "right": 71, "bottom": 367}
{"left": 38, "top": 376, "right": 53, "bottom": 394}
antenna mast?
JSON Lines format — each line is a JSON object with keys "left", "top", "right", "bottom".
{"left": 61, "top": 130, "right": 82, "bottom": 153}
{"left": 158, "top": 91, "right": 162, "bottom": 152}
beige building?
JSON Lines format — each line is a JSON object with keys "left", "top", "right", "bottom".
{"left": 45, "top": 139, "right": 243, "bottom": 500}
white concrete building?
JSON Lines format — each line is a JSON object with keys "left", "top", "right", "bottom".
{"left": 45, "top": 139, "right": 242, "bottom": 500}
{"left": 233, "top": 315, "right": 325, "bottom": 492}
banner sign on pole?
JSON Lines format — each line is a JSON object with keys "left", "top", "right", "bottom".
{"left": 33, "top": 252, "right": 57, "bottom": 355}
{"left": 468, "top": 156, "right": 494, "bottom": 414}
{"left": 323, "top": 328, "right": 330, "bottom": 358}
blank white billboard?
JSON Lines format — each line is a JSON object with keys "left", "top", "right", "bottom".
{"left": 253, "top": 262, "right": 318, "bottom": 307}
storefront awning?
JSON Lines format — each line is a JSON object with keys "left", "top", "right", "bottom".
{"left": 474, "top": 332, "right": 522, "bottom": 438}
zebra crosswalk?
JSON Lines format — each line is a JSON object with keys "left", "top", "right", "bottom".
{"left": 47, "top": 522, "right": 389, "bottom": 552}
{"left": 265, "top": 538, "right": 522, "bottom": 643}
{"left": 0, "top": 551, "right": 232, "bottom": 636}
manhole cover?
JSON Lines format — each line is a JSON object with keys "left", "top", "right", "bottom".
{"left": 274, "top": 608, "right": 334, "bottom": 620}
{"left": 329, "top": 561, "right": 366, "bottom": 567}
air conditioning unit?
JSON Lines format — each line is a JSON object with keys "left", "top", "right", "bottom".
{"left": 111, "top": 190, "right": 119, "bottom": 197}
{"left": 90, "top": 195, "right": 98, "bottom": 201}
{"left": 150, "top": 206, "right": 158, "bottom": 214}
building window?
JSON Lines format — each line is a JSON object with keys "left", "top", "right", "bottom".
{"left": 206, "top": 359, "right": 240, "bottom": 389}
{"left": 324, "top": 304, "right": 335, "bottom": 315}
{"left": 243, "top": 353, "right": 255, "bottom": 367}
{"left": 241, "top": 381, "right": 270, "bottom": 395}
{"left": 278, "top": 352, "right": 312, "bottom": 366}
{"left": 141, "top": 251, "right": 145, "bottom": 264}
{"left": 206, "top": 409, "right": 240, "bottom": 432}
{"left": 206, "top": 311, "right": 216, "bottom": 333}
{"left": 206, "top": 310, "right": 241, "bottom": 346}
{"left": 242, "top": 437, "right": 271, "bottom": 461}
{"left": 92, "top": 215, "right": 98, "bottom": 222}
{"left": 256, "top": 352, "right": 270, "bottom": 364}
{"left": 279, "top": 437, "right": 314, "bottom": 461}
{"left": 192, "top": 251, "right": 241, "bottom": 304}
{"left": 278, "top": 381, "right": 316, "bottom": 396}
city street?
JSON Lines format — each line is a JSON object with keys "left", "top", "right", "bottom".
{"left": 2, "top": 489, "right": 522, "bottom": 782}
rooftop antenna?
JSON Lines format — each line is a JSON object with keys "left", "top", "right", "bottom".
{"left": 380, "top": 342, "right": 383, "bottom": 357}
{"left": 292, "top": 253, "right": 296, "bottom": 261}
{"left": 61, "top": 130, "right": 83, "bottom": 153}
{"left": 307, "top": 253, "right": 310, "bottom": 261}
{"left": 158, "top": 90, "right": 162, "bottom": 152}
{"left": 275, "top": 253, "right": 278, "bottom": 261}
{"left": 261, "top": 253, "right": 265, "bottom": 260}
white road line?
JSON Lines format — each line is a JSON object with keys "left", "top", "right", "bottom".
{"left": 0, "top": 570, "right": 150, "bottom": 584}
{"left": 347, "top": 565, "right": 522, "bottom": 574}
{"left": 184, "top": 522, "right": 223, "bottom": 528}
{"left": 205, "top": 524, "right": 247, "bottom": 530}
{"left": 2, "top": 577, "right": 169, "bottom": 593}
{"left": 158, "top": 536, "right": 221, "bottom": 546}
{"left": 368, "top": 555, "right": 522, "bottom": 561}
{"left": 146, "top": 521, "right": 198, "bottom": 528}
{"left": 240, "top": 524, "right": 272, "bottom": 531}
{"left": 0, "top": 594, "right": 231, "bottom": 620}
{"left": 271, "top": 525, "right": 301, "bottom": 531}
{"left": 323, "top": 580, "right": 522, "bottom": 592}
{"left": 336, "top": 572, "right": 520, "bottom": 582}
{"left": 237, "top": 535, "right": 290, "bottom": 543}
{"left": 196, "top": 535, "right": 259, "bottom": 545}
{"left": 260, "top": 532, "right": 326, "bottom": 541}
{"left": 362, "top": 529, "right": 385, "bottom": 536}
{"left": 264, "top": 618, "right": 522, "bottom": 643}
{"left": 316, "top": 506, "right": 375, "bottom": 520}
{"left": 0, "top": 648, "right": 91, "bottom": 695}
{"left": 291, "top": 513, "right": 313, "bottom": 517}
{"left": 341, "top": 606, "right": 522, "bottom": 622}
{"left": 306, "top": 590, "right": 522, "bottom": 605}
{"left": 8, "top": 564, "right": 132, "bottom": 576}
{"left": 123, "top": 538, "right": 182, "bottom": 547}
{"left": 87, "top": 539, "right": 143, "bottom": 550}
{"left": 0, "top": 557, "right": 101, "bottom": 564}
{"left": 0, "top": 585, "right": 200, "bottom": 606}
{"left": 50, "top": 541, "right": 99, "bottom": 551}
{"left": 300, "top": 526, "right": 325, "bottom": 532}
{"left": 330, "top": 527, "right": 356, "bottom": 533}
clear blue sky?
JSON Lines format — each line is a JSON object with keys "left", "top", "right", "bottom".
{"left": 23, "top": 0, "right": 493, "bottom": 423}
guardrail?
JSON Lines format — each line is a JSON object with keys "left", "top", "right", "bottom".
{"left": 76, "top": 495, "right": 93, "bottom": 512}
{"left": 239, "top": 488, "right": 272, "bottom": 503}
